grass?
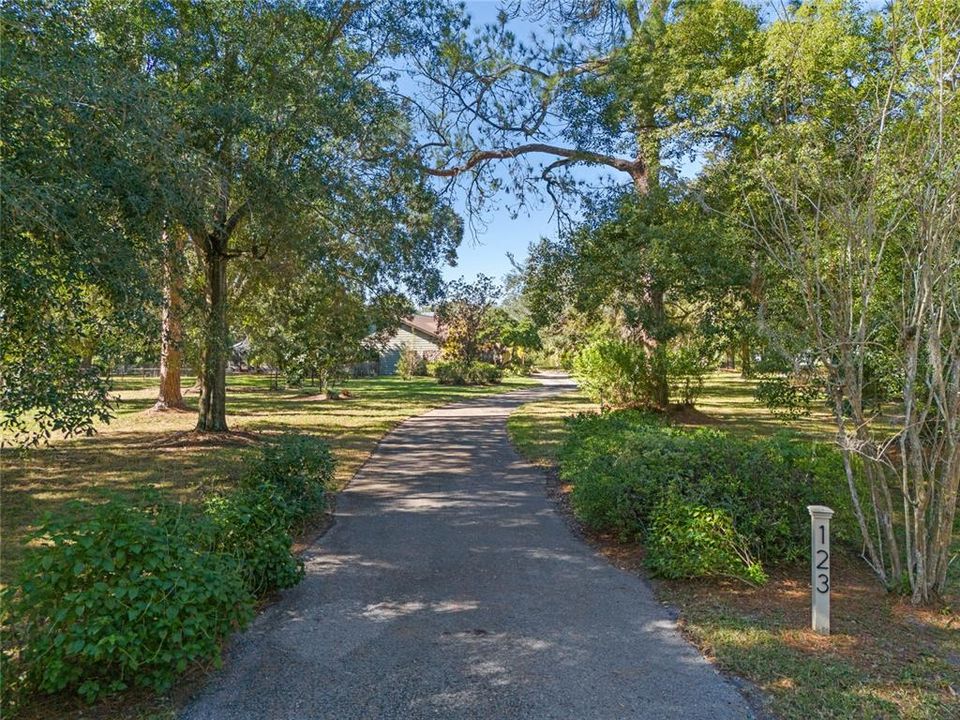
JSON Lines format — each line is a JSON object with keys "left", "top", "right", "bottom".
{"left": 1, "top": 372, "right": 536, "bottom": 584}
{"left": 507, "top": 389, "right": 596, "bottom": 464}
{"left": 506, "top": 370, "right": 960, "bottom": 720}
{"left": 688, "top": 371, "right": 836, "bottom": 440}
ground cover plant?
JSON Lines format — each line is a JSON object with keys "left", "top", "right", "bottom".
{"left": 507, "top": 372, "right": 959, "bottom": 719}
{"left": 0, "top": 500, "right": 254, "bottom": 707}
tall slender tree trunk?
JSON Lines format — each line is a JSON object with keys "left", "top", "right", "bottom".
{"left": 196, "top": 240, "right": 229, "bottom": 432}
{"left": 629, "top": 110, "right": 670, "bottom": 408}
{"left": 154, "top": 229, "right": 187, "bottom": 411}
{"left": 739, "top": 340, "right": 752, "bottom": 378}
{"left": 648, "top": 287, "right": 670, "bottom": 408}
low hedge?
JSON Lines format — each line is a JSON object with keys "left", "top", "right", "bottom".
{"left": 0, "top": 501, "right": 254, "bottom": 704}
{"left": 203, "top": 484, "right": 304, "bottom": 597}
{"left": 1, "top": 433, "right": 334, "bottom": 710}
{"left": 243, "top": 434, "right": 333, "bottom": 531}
{"left": 558, "top": 410, "right": 851, "bottom": 581}
{"left": 433, "top": 360, "right": 502, "bottom": 385}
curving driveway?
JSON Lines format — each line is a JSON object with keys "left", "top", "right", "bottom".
{"left": 182, "top": 375, "right": 753, "bottom": 719}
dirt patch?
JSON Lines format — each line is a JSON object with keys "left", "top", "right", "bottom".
{"left": 298, "top": 390, "right": 354, "bottom": 402}
{"left": 141, "top": 405, "right": 194, "bottom": 415}
{"left": 146, "top": 430, "right": 265, "bottom": 449}
{"left": 292, "top": 504, "right": 337, "bottom": 554}
{"left": 669, "top": 404, "right": 723, "bottom": 427}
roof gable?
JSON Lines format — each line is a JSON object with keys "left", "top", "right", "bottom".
{"left": 402, "top": 314, "right": 441, "bottom": 340}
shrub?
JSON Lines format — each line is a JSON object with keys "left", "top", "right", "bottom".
{"left": 433, "top": 360, "right": 502, "bottom": 385}
{"left": 243, "top": 434, "right": 333, "bottom": 531}
{"left": 573, "top": 337, "right": 652, "bottom": 407}
{"left": 203, "top": 484, "right": 304, "bottom": 597}
{"left": 397, "top": 344, "right": 428, "bottom": 379}
{"left": 0, "top": 501, "right": 253, "bottom": 704}
{"left": 646, "top": 495, "right": 767, "bottom": 585}
{"left": 666, "top": 341, "right": 713, "bottom": 406}
{"left": 559, "top": 410, "right": 851, "bottom": 576}
{"left": 755, "top": 372, "right": 824, "bottom": 419}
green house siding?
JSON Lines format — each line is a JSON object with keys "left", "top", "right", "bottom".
{"left": 379, "top": 325, "right": 440, "bottom": 374}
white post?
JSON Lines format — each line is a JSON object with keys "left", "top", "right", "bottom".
{"left": 807, "top": 505, "right": 834, "bottom": 635}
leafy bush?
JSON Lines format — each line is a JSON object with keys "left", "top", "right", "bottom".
{"left": 667, "top": 341, "right": 713, "bottom": 406}
{"left": 0, "top": 433, "right": 335, "bottom": 709}
{"left": 559, "top": 411, "right": 852, "bottom": 580}
{"left": 203, "top": 484, "right": 304, "bottom": 597}
{"left": 243, "top": 434, "right": 332, "bottom": 531}
{"left": 204, "top": 434, "right": 333, "bottom": 595}
{"left": 433, "top": 360, "right": 502, "bottom": 385}
{"left": 0, "top": 501, "right": 253, "bottom": 704}
{"left": 646, "top": 495, "right": 767, "bottom": 584}
{"left": 397, "top": 344, "right": 429, "bottom": 378}
{"left": 573, "top": 337, "right": 651, "bottom": 407}
{"left": 755, "top": 372, "right": 824, "bottom": 419}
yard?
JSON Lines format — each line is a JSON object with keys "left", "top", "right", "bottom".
{"left": 1, "top": 373, "right": 536, "bottom": 584}
{"left": 507, "top": 371, "right": 959, "bottom": 720}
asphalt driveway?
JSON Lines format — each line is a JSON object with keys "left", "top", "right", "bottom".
{"left": 182, "top": 375, "right": 753, "bottom": 719}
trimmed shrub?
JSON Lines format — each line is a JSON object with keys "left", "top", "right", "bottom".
{"left": 433, "top": 360, "right": 502, "bottom": 385}
{"left": 1, "top": 433, "right": 336, "bottom": 709}
{"left": 573, "top": 337, "right": 651, "bottom": 407}
{"left": 243, "top": 434, "right": 333, "bottom": 531}
{"left": 0, "top": 501, "right": 253, "bottom": 704}
{"left": 646, "top": 495, "right": 767, "bottom": 585}
{"left": 558, "top": 410, "right": 853, "bottom": 580}
{"left": 203, "top": 434, "right": 334, "bottom": 595}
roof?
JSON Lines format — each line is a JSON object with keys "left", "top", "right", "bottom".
{"left": 402, "top": 314, "right": 441, "bottom": 340}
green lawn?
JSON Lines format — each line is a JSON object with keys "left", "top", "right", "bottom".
{"left": 506, "top": 370, "right": 959, "bottom": 720}
{"left": 1, "top": 372, "right": 536, "bottom": 584}
{"left": 507, "top": 390, "right": 596, "bottom": 464}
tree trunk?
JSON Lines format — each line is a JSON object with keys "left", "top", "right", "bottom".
{"left": 648, "top": 287, "right": 670, "bottom": 408}
{"left": 196, "top": 241, "right": 229, "bottom": 432}
{"left": 739, "top": 339, "right": 752, "bottom": 378}
{"left": 154, "top": 229, "right": 186, "bottom": 411}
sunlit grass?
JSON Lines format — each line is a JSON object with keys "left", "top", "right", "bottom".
{"left": 506, "top": 390, "right": 596, "bottom": 465}
{"left": 1, "top": 373, "right": 537, "bottom": 583}
{"left": 682, "top": 370, "right": 836, "bottom": 440}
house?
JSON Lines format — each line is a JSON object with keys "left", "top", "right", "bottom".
{"left": 376, "top": 314, "right": 442, "bottom": 374}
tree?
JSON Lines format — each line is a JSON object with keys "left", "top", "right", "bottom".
{"left": 91, "top": 1, "right": 463, "bottom": 432}
{"left": 411, "top": 0, "right": 762, "bottom": 404}
{"left": 524, "top": 189, "right": 748, "bottom": 407}
{"left": 483, "top": 308, "right": 542, "bottom": 370}
{"left": 154, "top": 228, "right": 188, "bottom": 410}
{"left": 740, "top": 0, "right": 959, "bottom": 602}
{"left": 238, "top": 261, "right": 411, "bottom": 390}
{"left": 1, "top": 0, "right": 172, "bottom": 444}
{"left": 436, "top": 275, "right": 501, "bottom": 363}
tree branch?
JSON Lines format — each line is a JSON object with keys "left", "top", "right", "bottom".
{"left": 423, "top": 143, "right": 642, "bottom": 178}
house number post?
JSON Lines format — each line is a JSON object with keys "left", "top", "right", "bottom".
{"left": 807, "top": 505, "right": 834, "bottom": 635}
